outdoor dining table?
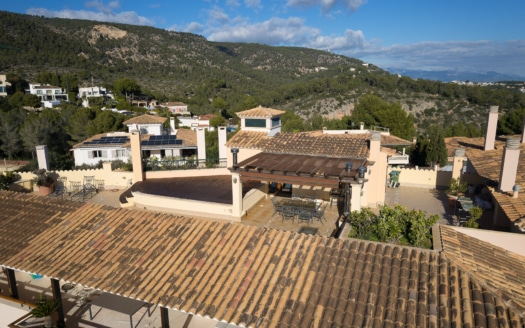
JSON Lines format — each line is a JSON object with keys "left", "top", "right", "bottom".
{"left": 278, "top": 199, "right": 320, "bottom": 223}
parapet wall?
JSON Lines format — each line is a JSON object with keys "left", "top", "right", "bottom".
{"left": 14, "top": 162, "right": 133, "bottom": 190}
{"left": 387, "top": 166, "right": 452, "bottom": 189}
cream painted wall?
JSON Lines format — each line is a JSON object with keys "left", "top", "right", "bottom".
{"left": 132, "top": 191, "right": 236, "bottom": 221}
{"left": 17, "top": 162, "right": 133, "bottom": 190}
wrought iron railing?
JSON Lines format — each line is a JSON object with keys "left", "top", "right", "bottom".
{"left": 143, "top": 157, "right": 227, "bottom": 171}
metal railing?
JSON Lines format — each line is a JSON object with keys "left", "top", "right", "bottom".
{"left": 143, "top": 158, "right": 227, "bottom": 171}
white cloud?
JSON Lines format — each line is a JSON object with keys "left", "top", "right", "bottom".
{"left": 226, "top": 0, "right": 241, "bottom": 7}
{"left": 245, "top": 0, "right": 262, "bottom": 9}
{"left": 286, "top": 0, "right": 367, "bottom": 13}
{"left": 85, "top": 0, "right": 120, "bottom": 14}
{"left": 343, "top": 40, "right": 525, "bottom": 76}
{"left": 185, "top": 22, "right": 205, "bottom": 34}
{"left": 26, "top": 4, "right": 155, "bottom": 26}
{"left": 207, "top": 7, "right": 231, "bottom": 26}
{"left": 207, "top": 17, "right": 319, "bottom": 45}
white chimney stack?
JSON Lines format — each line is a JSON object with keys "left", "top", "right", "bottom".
{"left": 499, "top": 138, "right": 520, "bottom": 192}
{"left": 484, "top": 105, "right": 499, "bottom": 151}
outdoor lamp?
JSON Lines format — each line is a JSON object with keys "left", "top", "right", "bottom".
{"left": 358, "top": 166, "right": 366, "bottom": 178}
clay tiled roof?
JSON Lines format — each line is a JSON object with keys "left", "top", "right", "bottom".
{"left": 123, "top": 114, "right": 167, "bottom": 125}
{"left": 226, "top": 131, "right": 272, "bottom": 149}
{"left": 378, "top": 134, "right": 413, "bottom": 146}
{"left": 2, "top": 191, "right": 524, "bottom": 327}
{"left": 445, "top": 136, "right": 525, "bottom": 223}
{"left": 264, "top": 132, "right": 369, "bottom": 158}
{"left": 175, "top": 129, "right": 197, "bottom": 146}
{"left": 236, "top": 106, "right": 286, "bottom": 118}
{"left": 0, "top": 192, "right": 82, "bottom": 262}
{"left": 439, "top": 225, "right": 525, "bottom": 313}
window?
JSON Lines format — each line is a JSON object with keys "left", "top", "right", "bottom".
{"left": 245, "top": 118, "right": 266, "bottom": 128}
{"left": 271, "top": 117, "right": 280, "bottom": 127}
{"left": 115, "top": 149, "right": 126, "bottom": 157}
{"left": 92, "top": 150, "right": 102, "bottom": 158}
{"left": 37, "top": 90, "right": 43, "bottom": 95}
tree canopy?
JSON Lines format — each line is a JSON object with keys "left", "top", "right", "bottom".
{"left": 350, "top": 94, "right": 416, "bottom": 140}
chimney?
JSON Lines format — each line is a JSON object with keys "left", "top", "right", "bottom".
{"left": 35, "top": 145, "right": 50, "bottom": 171}
{"left": 484, "top": 105, "right": 499, "bottom": 151}
{"left": 197, "top": 128, "right": 206, "bottom": 165}
{"left": 170, "top": 117, "right": 176, "bottom": 134}
{"left": 499, "top": 138, "right": 520, "bottom": 192}
{"left": 513, "top": 185, "right": 520, "bottom": 198}
{"left": 369, "top": 132, "right": 381, "bottom": 161}
{"left": 360, "top": 122, "right": 364, "bottom": 130}
{"left": 218, "top": 126, "right": 227, "bottom": 161}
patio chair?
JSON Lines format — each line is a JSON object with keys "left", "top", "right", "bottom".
{"left": 297, "top": 208, "right": 313, "bottom": 224}
{"left": 271, "top": 197, "right": 283, "bottom": 215}
{"left": 313, "top": 204, "right": 327, "bottom": 223}
{"left": 281, "top": 206, "right": 295, "bottom": 223}
{"left": 49, "top": 177, "right": 67, "bottom": 198}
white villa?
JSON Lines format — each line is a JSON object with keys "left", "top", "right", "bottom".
{"left": 78, "top": 86, "right": 113, "bottom": 107}
{"left": 71, "top": 114, "right": 197, "bottom": 166}
{"left": 27, "top": 83, "right": 69, "bottom": 108}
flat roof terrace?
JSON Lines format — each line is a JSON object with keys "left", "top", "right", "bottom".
{"left": 131, "top": 175, "right": 261, "bottom": 204}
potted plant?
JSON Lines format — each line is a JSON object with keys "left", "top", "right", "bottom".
{"left": 446, "top": 178, "right": 468, "bottom": 207}
{"left": 33, "top": 169, "right": 55, "bottom": 196}
{"left": 30, "top": 294, "right": 60, "bottom": 328}
{"left": 465, "top": 206, "right": 483, "bottom": 228}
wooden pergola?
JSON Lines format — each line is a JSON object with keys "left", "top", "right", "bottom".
{"left": 231, "top": 152, "right": 369, "bottom": 189}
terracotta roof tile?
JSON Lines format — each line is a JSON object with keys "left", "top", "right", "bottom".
{"left": 175, "top": 129, "right": 197, "bottom": 146}
{"left": 439, "top": 225, "right": 525, "bottom": 313}
{"left": 236, "top": 106, "right": 286, "bottom": 118}
{"left": 1, "top": 191, "right": 524, "bottom": 327}
{"left": 226, "top": 131, "right": 272, "bottom": 149}
{"left": 123, "top": 114, "right": 167, "bottom": 125}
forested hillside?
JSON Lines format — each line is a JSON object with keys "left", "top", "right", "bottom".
{"left": 1, "top": 10, "right": 525, "bottom": 170}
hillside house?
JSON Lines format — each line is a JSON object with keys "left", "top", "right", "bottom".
{"left": 27, "top": 83, "right": 69, "bottom": 108}
{"left": 178, "top": 113, "right": 218, "bottom": 131}
{"left": 78, "top": 86, "right": 113, "bottom": 107}
{"left": 72, "top": 114, "right": 197, "bottom": 166}
{"left": 160, "top": 101, "right": 190, "bottom": 115}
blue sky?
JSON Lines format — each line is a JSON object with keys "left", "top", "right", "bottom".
{"left": 2, "top": 0, "right": 525, "bottom": 77}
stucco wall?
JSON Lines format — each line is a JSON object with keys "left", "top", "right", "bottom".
{"left": 17, "top": 162, "right": 133, "bottom": 190}
{"left": 132, "top": 191, "right": 236, "bottom": 220}
{"left": 387, "top": 166, "right": 444, "bottom": 189}
{"left": 243, "top": 183, "right": 266, "bottom": 211}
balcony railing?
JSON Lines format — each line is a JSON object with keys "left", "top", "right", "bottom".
{"left": 143, "top": 158, "right": 227, "bottom": 171}
{"left": 387, "top": 154, "right": 409, "bottom": 165}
